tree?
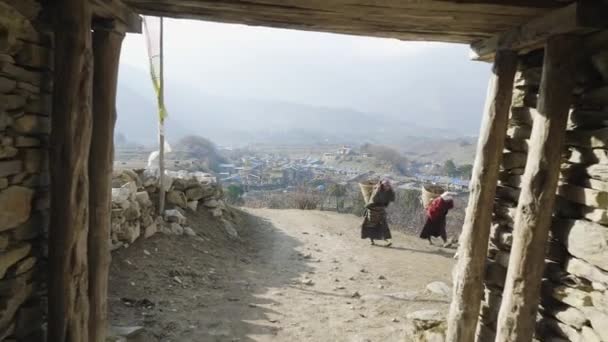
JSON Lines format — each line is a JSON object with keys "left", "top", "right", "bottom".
{"left": 327, "top": 183, "right": 348, "bottom": 212}
{"left": 458, "top": 164, "right": 473, "bottom": 179}
{"left": 444, "top": 159, "right": 458, "bottom": 177}
{"left": 175, "top": 135, "right": 227, "bottom": 172}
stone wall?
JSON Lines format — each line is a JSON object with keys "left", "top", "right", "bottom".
{"left": 110, "top": 169, "right": 230, "bottom": 249}
{"left": 476, "top": 46, "right": 608, "bottom": 341}
{"left": 0, "top": 0, "right": 51, "bottom": 341}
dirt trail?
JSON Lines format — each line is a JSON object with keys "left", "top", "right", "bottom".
{"left": 109, "top": 208, "right": 455, "bottom": 342}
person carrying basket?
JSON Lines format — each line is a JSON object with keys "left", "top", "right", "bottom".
{"left": 360, "top": 179, "right": 395, "bottom": 247}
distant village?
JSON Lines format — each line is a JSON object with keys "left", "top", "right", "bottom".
{"left": 215, "top": 145, "right": 470, "bottom": 193}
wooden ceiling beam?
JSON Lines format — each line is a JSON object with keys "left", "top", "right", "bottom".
{"left": 470, "top": 0, "right": 608, "bottom": 61}
{"left": 92, "top": 0, "right": 142, "bottom": 33}
{"left": 442, "top": 0, "right": 566, "bottom": 8}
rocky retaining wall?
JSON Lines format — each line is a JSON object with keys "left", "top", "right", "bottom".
{"left": 0, "top": 1, "right": 51, "bottom": 341}
{"left": 110, "top": 169, "right": 232, "bottom": 249}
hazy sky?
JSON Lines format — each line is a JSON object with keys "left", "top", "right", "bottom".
{"left": 119, "top": 18, "right": 490, "bottom": 134}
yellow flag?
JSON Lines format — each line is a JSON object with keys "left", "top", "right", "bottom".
{"left": 142, "top": 16, "right": 167, "bottom": 122}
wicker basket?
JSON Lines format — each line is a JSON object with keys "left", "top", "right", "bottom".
{"left": 359, "top": 181, "right": 376, "bottom": 204}
{"left": 421, "top": 184, "right": 445, "bottom": 208}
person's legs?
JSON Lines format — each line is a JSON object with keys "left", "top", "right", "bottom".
{"left": 428, "top": 237, "right": 433, "bottom": 245}
{"left": 370, "top": 239, "right": 375, "bottom": 245}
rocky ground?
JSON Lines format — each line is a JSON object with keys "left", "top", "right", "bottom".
{"left": 108, "top": 208, "right": 456, "bottom": 342}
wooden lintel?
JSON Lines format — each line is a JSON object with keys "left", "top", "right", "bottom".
{"left": 92, "top": 0, "right": 142, "bottom": 33}
{"left": 471, "top": 1, "right": 608, "bottom": 61}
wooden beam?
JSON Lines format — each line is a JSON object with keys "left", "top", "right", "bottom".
{"left": 471, "top": 1, "right": 608, "bottom": 61}
{"left": 92, "top": 0, "right": 142, "bottom": 33}
{"left": 445, "top": 50, "right": 518, "bottom": 342}
{"left": 494, "top": 35, "right": 580, "bottom": 342}
{"left": 88, "top": 28, "right": 124, "bottom": 342}
{"left": 48, "top": 0, "right": 93, "bottom": 341}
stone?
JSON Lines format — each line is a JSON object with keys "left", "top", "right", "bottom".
{"left": 548, "top": 283, "right": 593, "bottom": 308}
{"left": 0, "top": 61, "right": 41, "bottom": 86}
{"left": 0, "top": 186, "right": 33, "bottom": 231}
{"left": 112, "top": 187, "right": 131, "bottom": 207}
{"left": 565, "top": 257, "right": 608, "bottom": 287}
{"left": 16, "top": 42, "right": 51, "bottom": 69}
{"left": 557, "top": 183, "right": 608, "bottom": 209}
{"left": 407, "top": 310, "right": 445, "bottom": 330}
{"left": 0, "top": 160, "right": 22, "bottom": 177}
{"left": 203, "top": 199, "right": 220, "bottom": 208}
{"left": 108, "top": 326, "right": 144, "bottom": 338}
{"left": 211, "top": 208, "right": 223, "bottom": 218}
{"left": 0, "top": 76, "right": 16, "bottom": 93}
{"left": 123, "top": 203, "right": 141, "bottom": 221}
{"left": 135, "top": 191, "right": 152, "bottom": 208}
{"left": 116, "top": 222, "right": 140, "bottom": 244}
{"left": 24, "top": 148, "right": 45, "bottom": 173}
{"left": 14, "top": 136, "right": 39, "bottom": 147}
{"left": 541, "top": 297, "right": 588, "bottom": 330}
{"left": 0, "top": 178, "right": 6, "bottom": 189}
{"left": 553, "top": 219, "right": 608, "bottom": 271}
{"left": 12, "top": 115, "right": 49, "bottom": 135}
{"left": 0, "top": 111, "right": 12, "bottom": 131}
{"left": 166, "top": 190, "right": 187, "bottom": 209}
{"left": 579, "top": 308, "right": 608, "bottom": 341}
{"left": 184, "top": 227, "right": 196, "bottom": 237}
{"left": 16, "top": 81, "right": 38, "bottom": 94}
{"left": 13, "top": 256, "right": 36, "bottom": 275}
{"left": 164, "top": 209, "right": 186, "bottom": 225}
{"left": 187, "top": 201, "right": 198, "bottom": 211}
{"left": 0, "top": 243, "right": 30, "bottom": 278}
{"left": 2, "top": 94, "right": 26, "bottom": 111}
{"left": 425, "top": 281, "right": 451, "bottom": 297}
{"left": 13, "top": 212, "right": 44, "bottom": 241}
{"left": 223, "top": 220, "right": 238, "bottom": 239}
{"left": 581, "top": 326, "right": 602, "bottom": 342}
{"left": 0, "top": 143, "right": 17, "bottom": 159}
{"left": 164, "top": 222, "right": 184, "bottom": 236}
{"left": 143, "top": 221, "right": 158, "bottom": 239}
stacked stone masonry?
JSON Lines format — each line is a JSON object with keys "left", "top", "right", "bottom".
{"left": 477, "top": 47, "right": 608, "bottom": 341}
{"left": 0, "top": 0, "right": 51, "bottom": 341}
{"left": 110, "top": 169, "right": 229, "bottom": 249}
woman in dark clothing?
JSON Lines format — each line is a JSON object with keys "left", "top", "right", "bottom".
{"left": 420, "top": 191, "right": 455, "bottom": 245}
{"left": 361, "top": 180, "right": 395, "bottom": 247}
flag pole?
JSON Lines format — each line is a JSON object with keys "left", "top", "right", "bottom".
{"left": 158, "top": 16, "right": 165, "bottom": 215}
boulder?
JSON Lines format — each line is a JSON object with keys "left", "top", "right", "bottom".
{"left": 553, "top": 219, "right": 608, "bottom": 271}
{"left": 211, "top": 208, "right": 223, "bottom": 218}
{"left": 135, "top": 191, "right": 152, "bottom": 208}
{"left": 0, "top": 186, "right": 33, "bottom": 231}
{"left": 115, "top": 222, "right": 140, "bottom": 244}
{"left": 123, "top": 202, "right": 141, "bottom": 221}
{"left": 166, "top": 190, "right": 187, "bottom": 209}
{"left": 112, "top": 188, "right": 131, "bottom": 207}
{"left": 162, "top": 222, "right": 183, "bottom": 236}
{"left": 164, "top": 209, "right": 186, "bottom": 225}
{"left": 184, "top": 227, "right": 196, "bottom": 237}
{"left": 203, "top": 199, "right": 219, "bottom": 208}
{"left": 187, "top": 201, "right": 198, "bottom": 211}
{"left": 143, "top": 220, "right": 158, "bottom": 239}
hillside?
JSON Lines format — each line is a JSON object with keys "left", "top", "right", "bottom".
{"left": 115, "top": 64, "right": 482, "bottom": 147}
{"left": 400, "top": 137, "right": 477, "bottom": 164}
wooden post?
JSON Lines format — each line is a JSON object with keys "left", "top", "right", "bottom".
{"left": 446, "top": 50, "right": 518, "bottom": 342}
{"left": 88, "top": 27, "right": 124, "bottom": 342}
{"left": 158, "top": 17, "right": 166, "bottom": 215}
{"left": 48, "top": 1, "right": 93, "bottom": 341}
{"left": 495, "top": 35, "right": 580, "bottom": 342}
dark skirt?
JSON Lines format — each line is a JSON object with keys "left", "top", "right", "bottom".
{"left": 361, "top": 207, "right": 392, "bottom": 240}
{"left": 420, "top": 215, "right": 447, "bottom": 240}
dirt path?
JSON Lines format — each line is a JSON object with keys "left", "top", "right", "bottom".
{"left": 109, "top": 208, "right": 455, "bottom": 342}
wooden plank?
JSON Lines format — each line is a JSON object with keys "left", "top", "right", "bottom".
{"left": 92, "top": 0, "right": 142, "bottom": 33}
{"left": 495, "top": 35, "right": 580, "bottom": 342}
{"left": 445, "top": 50, "right": 517, "bottom": 342}
{"left": 48, "top": 0, "right": 93, "bottom": 341}
{"left": 89, "top": 28, "right": 124, "bottom": 342}
{"left": 471, "top": 1, "right": 608, "bottom": 61}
